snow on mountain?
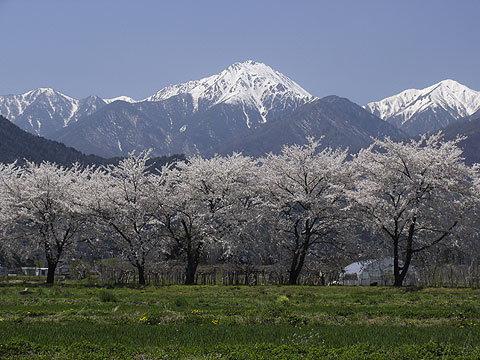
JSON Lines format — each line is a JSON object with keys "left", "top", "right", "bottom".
{"left": 0, "top": 60, "right": 315, "bottom": 155}
{"left": 0, "top": 88, "right": 78, "bottom": 126}
{"left": 364, "top": 79, "right": 480, "bottom": 135}
{"left": 103, "top": 96, "right": 137, "bottom": 104}
{"left": 0, "top": 88, "right": 107, "bottom": 138}
{"left": 55, "top": 61, "right": 318, "bottom": 158}
{"left": 145, "top": 60, "right": 315, "bottom": 126}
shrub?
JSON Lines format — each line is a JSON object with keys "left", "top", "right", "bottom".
{"left": 171, "top": 295, "right": 189, "bottom": 308}
{"left": 98, "top": 290, "right": 117, "bottom": 302}
{"left": 276, "top": 295, "right": 290, "bottom": 306}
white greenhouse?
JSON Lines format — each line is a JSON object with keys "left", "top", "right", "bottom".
{"left": 339, "top": 258, "right": 417, "bottom": 286}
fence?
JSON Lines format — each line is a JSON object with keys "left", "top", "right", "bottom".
{"left": 90, "top": 263, "right": 339, "bottom": 286}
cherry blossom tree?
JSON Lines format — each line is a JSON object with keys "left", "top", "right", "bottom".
{"left": 349, "top": 133, "right": 479, "bottom": 286}
{"left": 83, "top": 152, "right": 166, "bottom": 285}
{"left": 155, "top": 153, "right": 259, "bottom": 285}
{"left": 0, "top": 163, "right": 19, "bottom": 258}
{"left": 259, "top": 138, "right": 351, "bottom": 285}
{"left": 0, "top": 161, "right": 89, "bottom": 284}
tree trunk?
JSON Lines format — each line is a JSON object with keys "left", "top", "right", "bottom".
{"left": 288, "top": 268, "right": 301, "bottom": 285}
{"left": 288, "top": 249, "right": 307, "bottom": 285}
{"left": 394, "top": 261, "right": 412, "bottom": 287}
{"left": 137, "top": 265, "right": 146, "bottom": 286}
{"left": 393, "top": 222, "right": 415, "bottom": 287}
{"left": 185, "top": 259, "right": 198, "bottom": 285}
{"left": 46, "top": 261, "right": 57, "bottom": 285}
{"left": 288, "top": 265, "right": 300, "bottom": 285}
{"left": 394, "top": 269, "right": 406, "bottom": 287}
{"left": 185, "top": 249, "right": 199, "bottom": 285}
{"left": 393, "top": 235, "right": 402, "bottom": 286}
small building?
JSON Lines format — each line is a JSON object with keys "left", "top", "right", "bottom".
{"left": 21, "top": 267, "right": 48, "bottom": 276}
{"left": 339, "top": 258, "right": 416, "bottom": 286}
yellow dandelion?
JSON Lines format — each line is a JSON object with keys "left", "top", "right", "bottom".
{"left": 211, "top": 319, "right": 219, "bottom": 325}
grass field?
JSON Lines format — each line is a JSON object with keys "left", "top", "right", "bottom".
{"left": 1, "top": 281, "right": 480, "bottom": 359}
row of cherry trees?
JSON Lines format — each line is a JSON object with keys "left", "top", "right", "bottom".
{"left": 0, "top": 134, "right": 478, "bottom": 286}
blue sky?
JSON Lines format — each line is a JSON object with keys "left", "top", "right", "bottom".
{"left": 0, "top": 0, "right": 478, "bottom": 104}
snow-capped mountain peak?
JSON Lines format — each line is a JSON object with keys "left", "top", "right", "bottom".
{"left": 103, "top": 96, "right": 137, "bottom": 104}
{"left": 427, "top": 79, "right": 480, "bottom": 115}
{"left": 0, "top": 88, "right": 80, "bottom": 131}
{"left": 145, "top": 60, "right": 314, "bottom": 124}
{"left": 0, "top": 61, "right": 314, "bottom": 139}
{"left": 0, "top": 88, "right": 110, "bottom": 138}
{"left": 24, "top": 87, "right": 72, "bottom": 98}
{"left": 363, "top": 79, "right": 480, "bottom": 135}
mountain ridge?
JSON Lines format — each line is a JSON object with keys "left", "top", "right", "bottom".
{"left": 51, "top": 61, "right": 316, "bottom": 157}
{"left": 0, "top": 60, "right": 315, "bottom": 140}
{"left": 216, "top": 96, "right": 406, "bottom": 157}
{"left": 0, "top": 114, "right": 106, "bottom": 166}
{"left": 2, "top": 63, "right": 479, "bottom": 160}
{"left": 364, "top": 79, "right": 480, "bottom": 136}
{"left": 145, "top": 60, "right": 315, "bottom": 125}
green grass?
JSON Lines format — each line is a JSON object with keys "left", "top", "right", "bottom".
{"left": 1, "top": 282, "right": 480, "bottom": 358}
{"left": 2, "top": 323, "right": 480, "bottom": 348}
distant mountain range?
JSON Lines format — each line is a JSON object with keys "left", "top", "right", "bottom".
{"left": 0, "top": 115, "right": 184, "bottom": 168}
{"left": 363, "top": 79, "right": 480, "bottom": 164}
{"left": 1, "top": 61, "right": 316, "bottom": 158}
{"left": 441, "top": 111, "right": 480, "bottom": 165}
{"left": 0, "top": 88, "right": 106, "bottom": 138}
{"left": 0, "top": 115, "right": 105, "bottom": 166}
{"left": 218, "top": 95, "right": 404, "bottom": 157}
{"left": 364, "top": 79, "right": 480, "bottom": 136}
{"left": 1, "top": 61, "right": 479, "bottom": 163}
